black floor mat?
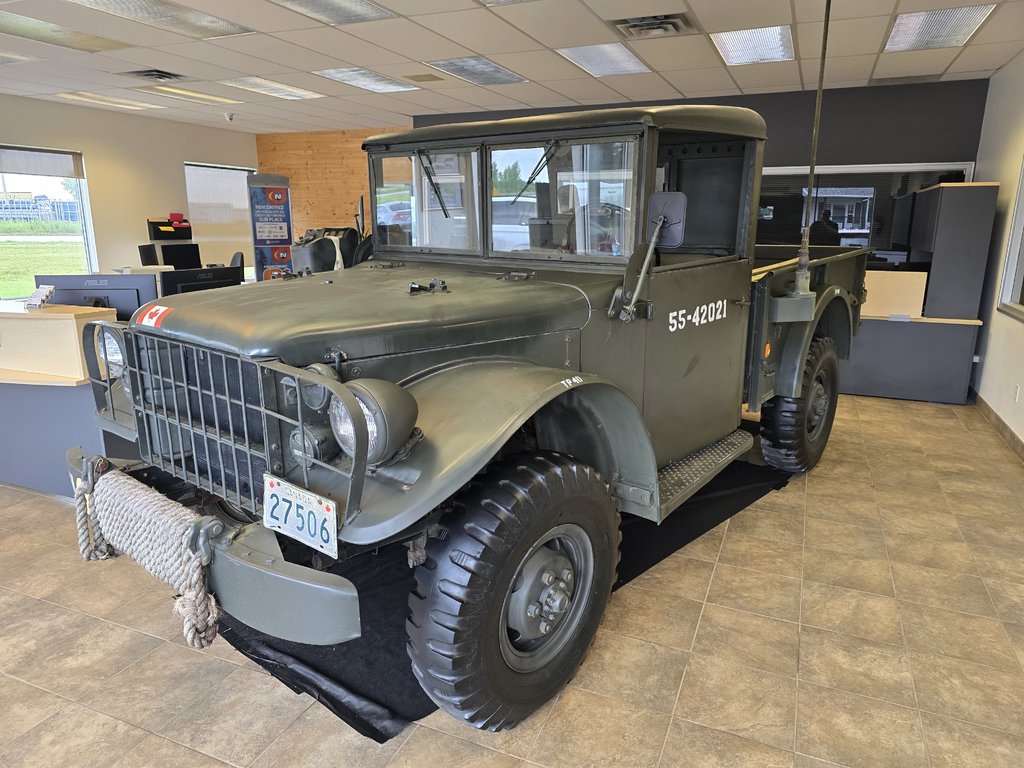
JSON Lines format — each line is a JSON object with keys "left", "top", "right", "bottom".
{"left": 219, "top": 460, "right": 790, "bottom": 743}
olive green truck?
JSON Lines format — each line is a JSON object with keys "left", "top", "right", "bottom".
{"left": 73, "top": 105, "right": 867, "bottom": 730}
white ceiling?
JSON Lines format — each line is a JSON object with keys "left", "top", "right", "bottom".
{"left": 0, "top": 0, "right": 1022, "bottom": 134}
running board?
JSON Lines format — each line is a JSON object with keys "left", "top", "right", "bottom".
{"left": 657, "top": 429, "right": 755, "bottom": 520}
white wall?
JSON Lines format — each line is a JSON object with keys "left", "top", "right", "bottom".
{"left": 974, "top": 52, "right": 1024, "bottom": 441}
{"left": 0, "top": 93, "right": 257, "bottom": 272}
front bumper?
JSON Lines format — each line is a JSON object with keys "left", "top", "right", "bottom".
{"left": 68, "top": 448, "right": 361, "bottom": 646}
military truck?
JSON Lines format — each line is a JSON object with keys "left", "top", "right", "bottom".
{"left": 74, "top": 105, "right": 867, "bottom": 731}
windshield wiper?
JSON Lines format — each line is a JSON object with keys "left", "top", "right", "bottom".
{"left": 510, "top": 140, "right": 559, "bottom": 205}
{"left": 417, "top": 149, "right": 450, "bottom": 219}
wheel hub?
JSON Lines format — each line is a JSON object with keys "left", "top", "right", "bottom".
{"left": 807, "top": 374, "right": 831, "bottom": 438}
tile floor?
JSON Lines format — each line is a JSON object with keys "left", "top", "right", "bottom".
{"left": 2, "top": 396, "right": 1024, "bottom": 767}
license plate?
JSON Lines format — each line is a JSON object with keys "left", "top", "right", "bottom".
{"left": 262, "top": 474, "right": 339, "bottom": 559}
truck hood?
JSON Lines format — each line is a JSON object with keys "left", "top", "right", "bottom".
{"left": 130, "top": 264, "right": 593, "bottom": 364}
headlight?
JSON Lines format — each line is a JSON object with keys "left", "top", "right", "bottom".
{"left": 300, "top": 363, "right": 339, "bottom": 411}
{"left": 289, "top": 424, "right": 340, "bottom": 469}
{"left": 329, "top": 379, "right": 418, "bottom": 465}
{"left": 101, "top": 330, "right": 125, "bottom": 379}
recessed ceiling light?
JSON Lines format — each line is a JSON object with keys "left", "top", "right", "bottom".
{"left": 66, "top": 0, "right": 252, "bottom": 39}
{"left": 884, "top": 5, "right": 995, "bottom": 52}
{"left": 426, "top": 56, "right": 525, "bottom": 85}
{"left": 0, "top": 10, "right": 129, "bottom": 52}
{"left": 136, "top": 85, "right": 243, "bottom": 105}
{"left": 0, "top": 50, "right": 36, "bottom": 63}
{"left": 270, "top": 0, "right": 393, "bottom": 24}
{"left": 710, "top": 25, "right": 795, "bottom": 65}
{"left": 478, "top": 0, "right": 540, "bottom": 5}
{"left": 219, "top": 76, "right": 325, "bottom": 100}
{"left": 555, "top": 42, "right": 650, "bottom": 77}
{"left": 314, "top": 67, "right": 419, "bottom": 93}
{"left": 57, "top": 91, "right": 166, "bottom": 110}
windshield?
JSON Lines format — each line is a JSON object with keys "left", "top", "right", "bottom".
{"left": 372, "top": 149, "right": 481, "bottom": 253}
{"left": 490, "top": 137, "right": 638, "bottom": 259}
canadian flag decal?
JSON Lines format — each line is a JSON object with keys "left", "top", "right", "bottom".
{"left": 139, "top": 304, "right": 173, "bottom": 328}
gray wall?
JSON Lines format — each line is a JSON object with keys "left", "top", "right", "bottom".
{"left": 414, "top": 80, "right": 989, "bottom": 167}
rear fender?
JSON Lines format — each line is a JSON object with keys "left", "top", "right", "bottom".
{"left": 340, "top": 360, "right": 658, "bottom": 545}
{"left": 776, "top": 288, "right": 853, "bottom": 399}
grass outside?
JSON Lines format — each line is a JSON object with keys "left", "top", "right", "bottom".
{"left": 0, "top": 241, "right": 88, "bottom": 299}
{"left": 0, "top": 220, "right": 81, "bottom": 235}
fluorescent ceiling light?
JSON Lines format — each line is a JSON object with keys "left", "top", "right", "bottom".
{"left": 710, "top": 25, "right": 794, "bottom": 65}
{"left": 0, "top": 50, "right": 36, "bottom": 63}
{"left": 219, "top": 76, "right": 325, "bottom": 100}
{"left": 555, "top": 42, "right": 650, "bottom": 77}
{"left": 57, "top": 91, "right": 166, "bottom": 110}
{"left": 0, "top": 10, "right": 129, "bottom": 52}
{"left": 884, "top": 5, "right": 995, "bottom": 52}
{"left": 314, "top": 67, "right": 419, "bottom": 92}
{"left": 270, "top": 0, "right": 393, "bottom": 24}
{"left": 66, "top": 0, "right": 252, "bottom": 39}
{"left": 427, "top": 56, "right": 525, "bottom": 85}
{"left": 136, "top": 85, "right": 243, "bottom": 105}
{"left": 478, "top": 0, "right": 539, "bottom": 5}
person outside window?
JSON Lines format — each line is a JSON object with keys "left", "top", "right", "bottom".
{"left": 809, "top": 208, "right": 841, "bottom": 245}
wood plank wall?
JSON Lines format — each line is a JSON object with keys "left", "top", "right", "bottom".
{"left": 255, "top": 128, "right": 398, "bottom": 236}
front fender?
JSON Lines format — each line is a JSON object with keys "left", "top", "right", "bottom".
{"left": 776, "top": 287, "right": 854, "bottom": 399}
{"left": 339, "top": 360, "right": 658, "bottom": 545}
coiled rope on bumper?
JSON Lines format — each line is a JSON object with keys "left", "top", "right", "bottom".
{"left": 75, "top": 464, "right": 218, "bottom": 648}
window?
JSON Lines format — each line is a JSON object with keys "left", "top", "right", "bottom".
{"left": 184, "top": 163, "right": 254, "bottom": 271}
{"left": 372, "top": 149, "right": 481, "bottom": 253}
{"left": 489, "top": 138, "right": 638, "bottom": 260}
{"left": 0, "top": 145, "right": 94, "bottom": 299}
{"left": 999, "top": 154, "right": 1024, "bottom": 312}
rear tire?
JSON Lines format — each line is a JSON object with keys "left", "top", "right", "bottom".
{"left": 407, "top": 452, "right": 619, "bottom": 730}
{"left": 760, "top": 335, "right": 839, "bottom": 472}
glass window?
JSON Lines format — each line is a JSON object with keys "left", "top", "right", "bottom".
{"left": 184, "top": 163, "right": 254, "bottom": 275}
{"left": 0, "top": 145, "right": 94, "bottom": 299}
{"left": 372, "top": 149, "right": 481, "bottom": 253}
{"left": 489, "top": 138, "right": 637, "bottom": 259}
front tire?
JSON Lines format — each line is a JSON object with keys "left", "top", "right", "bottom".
{"left": 407, "top": 452, "right": 619, "bottom": 730}
{"left": 760, "top": 335, "right": 840, "bottom": 472}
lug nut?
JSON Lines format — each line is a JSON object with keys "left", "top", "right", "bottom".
{"left": 527, "top": 602, "right": 541, "bottom": 618}
{"left": 561, "top": 569, "right": 573, "bottom": 582}
{"left": 557, "top": 581, "right": 567, "bottom": 590}
{"left": 541, "top": 570, "right": 555, "bottom": 585}
{"left": 539, "top": 621, "right": 552, "bottom": 634}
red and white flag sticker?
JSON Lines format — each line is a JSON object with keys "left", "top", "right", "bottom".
{"left": 139, "top": 304, "right": 173, "bottom": 328}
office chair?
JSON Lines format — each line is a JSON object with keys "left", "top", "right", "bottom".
{"left": 229, "top": 251, "right": 244, "bottom": 267}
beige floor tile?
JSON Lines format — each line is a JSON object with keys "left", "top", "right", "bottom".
{"left": 970, "top": 544, "right": 1024, "bottom": 585}
{"left": 0, "top": 673, "right": 69, "bottom": 749}
{"left": 983, "top": 578, "right": 1024, "bottom": 624}
{"left": 937, "top": 471, "right": 1019, "bottom": 498}
{"left": 388, "top": 726, "right": 519, "bottom": 768}
{"left": 83, "top": 642, "right": 237, "bottom": 731}
{"left": 890, "top": 561, "right": 996, "bottom": 617}
{"left": 675, "top": 654, "right": 796, "bottom": 750}
{"left": 804, "top": 518, "right": 888, "bottom": 560}
{"left": 660, "top": 719, "right": 794, "bottom": 768}
{"left": 920, "top": 711, "right": 1024, "bottom": 768}
{"left": 571, "top": 629, "right": 688, "bottom": 713}
{"left": 526, "top": 687, "right": 669, "bottom": 768}
{"left": 872, "top": 485, "right": 948, "bottom": 514}
{"left": 417, "top": 698, "right": 552, "bottom": 759}
{"left": 798, "top": 626, "right": 916, "bottom": 707}
{"left": 157, "top": 667, "right": 312, "bottom": 766}
{"left": 794, "top": 754, "right": 850, "bottom": 767}
{"left": 869, "top": 464, "right": 941, "bottom": 492}
{"left": 677, "top": 523, "right": 725, "bottom": 562}
{"left": 1005, "top": 622, "right": 1024, "bottom": 667}
{"left": 802, "top": 549, "right": 894, "bottom": 596}
{"left": 882, "top": 532, "right": 978, "bottom": 574}
{"left": 796, "top": 682, "right": 928, "bottom": 768}
{"left": 956, "top": 513, "right": 1024, "bottom": 554}
{"left": 707, "top": 564, "right": 801, "bottom": 622}
{"left": 898, "top": 601, "right": 1019, "bottom": 671}
{"left": 726, "top": 506, "right": 804, "bottom": 545}
{"left": 0, "top": 531, "right": 55, "bottom": 577}
{"left": 801, "top": 582, "right": 904, "bottom": 645}
{"left": 718, "top": 533, "right": 803, "bottom": 579}
{"left": 629, "top": 552, "right": 714, "bottom": 602}
{"left": 105, "top": 587, "right": 185, "bottom": 641}
{"left": 691, "top": 603, "right": 799, "bottom": 676}
{"left": 810, "top": 456, "right": 870, "bottom": 481}
{"left": 600, "top": 585, "right": 702, "bottom": 650}
{"left": 805, "top": 476, "right": 881, "bottom": 530}
{"left": 880, "top": 508, "right": 965, "bottom": 544}
{"left": 0, "top": 702, "right": 149, "bottom": 768}
{"left": 108, "top": 734, "right": 233, "bottom": 768}
{"left": 909, "top": 650, "right": 1024, "bottom": 735}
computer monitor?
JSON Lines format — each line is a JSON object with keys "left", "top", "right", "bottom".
{"left": 35, "top": 274, "right": 159, "bottom": 321}
{"left": 138, "top": 243, "right": 159, "bottom": 266}
{"left": 159, "top": 266, "right": 243, "bottom": 296}
{"left": 160, "top": 242, "right": 202, "bottom": 270}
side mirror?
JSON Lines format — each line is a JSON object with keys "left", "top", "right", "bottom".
{"left": 647, "top": 191, "right": 687, "bottom": 248}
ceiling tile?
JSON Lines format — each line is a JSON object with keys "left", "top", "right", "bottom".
{"left": 4, "top": 0, "right": 190, "bottom": 47}
{"left": 660, "top": 66, "right": 737, "bottom": 93}
{"left": 488, "top": 49, "right": 587, "bottom": 81}
{"left": 727, "top": 59, "right": 803, "bottom": 88}
{"left": 492, "top": 0, "right": 618, "bottom": 48}
{"left": 0, "top": 29, "right": 77, "bottom": 58}
{"left": 947, "top": 40, "right": 1024, "bottom": 72}
{"left": 600, "top": 72, "right": 680, "bottom": 100}
{"left": 273, "top": 26, "right": 409, "bottom": 66}
{"left": 973, "top": 2, "right": 1024, "bottom": 45}
{"left": 793, "top": 0, "right": 897, "bottom": 23}
{"left": 371, "top": 61, "right": 465, "bottom": 88}
{"left": 268, "top": 70, "right": 367, "bottom": 97}
{"left": 686, "top": 0, "right": 792, "bottom": 33}
{"left": 340, "top": 18, "right": 472, "bottom": 60}
{"left": 173, "top": 0, "right": 323, "bottom": 33}
{"left": 872, "top": 47, "right": 960, "bottom": 77}
{"left": 434, "top": 85, "right": 527, "bottom": 107}
{"left": 583, "top": 0, "right": 688, "bottom": 18}
{"left": 800, "top": 53, "right": 877, "bottom": 82}
{"left": 543, "top": 76, "right": 625, "bottom": 101}
{"left": 214, "top": 33, "right": 348, "bottom": 72}
{"left": 161, "top": 41, "right": 297, "bottom": 75}
{"left": 415, "top": 9, "right": 539, "bottom": 54}
{"left": 99, "top": 47, "right": 247, "bottom": 80}
{"left": 393, "top": 88, "right": 479, "bottom": 111}
{"left": 627, "top": 34, "right": 722, "bottom": 70}
{"left": 4, "top": 57, "right": 142, "bottom": 87}
{"left": 685, "top": 87, "right": 741, "bottom": 97}
{"left": 377, "top": 0, "right": 478, "bottom": 14}
{"left": 485, "top": 81, "right": 573, "bottom": 105}
{"left": 940, "top": 69, "right": 995, "bottom": 80}
{"left": 797, "top": 16, "right": 892, "bottom": 58}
